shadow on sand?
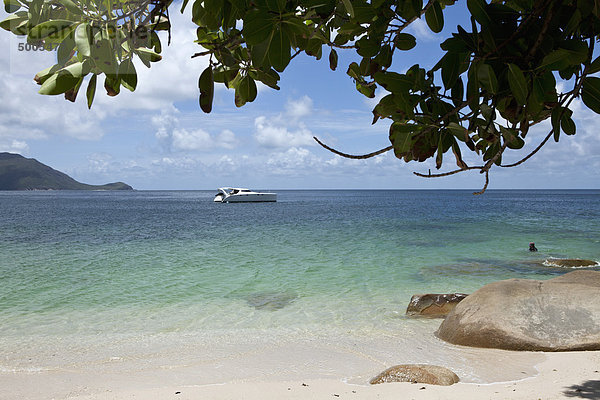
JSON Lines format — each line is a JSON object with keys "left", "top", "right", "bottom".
{"left": 563, "top": 380, "right": 600, "bottom": 399}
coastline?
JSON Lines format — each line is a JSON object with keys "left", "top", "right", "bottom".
{"left": 2, "top": 320, "right": 599, "bottom": 400}
{"left": 4, "top": 350, "right": 599, "bottom": 399}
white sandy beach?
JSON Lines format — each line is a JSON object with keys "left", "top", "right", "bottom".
{"left": 70, "top": 350, "right": 600, "bottom": 400}
{"left": 2, "top": 328, "right": 599, "bottom": 400}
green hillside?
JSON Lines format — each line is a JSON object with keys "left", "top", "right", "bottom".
{"left": 0, "top": 153, "right": 133, "bottom": 190}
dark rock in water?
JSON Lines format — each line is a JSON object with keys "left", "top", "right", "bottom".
{"left": 543, "top": 258, "right": 598, "bottom": 268}
{"left": 406, "top": 293, "right": 469, "bottom": 318}
{"left": 246, "top": 291, "right": 297, "bottom": 310}
{"left": 370, "top": 364, "right": 459, "bottom": 386}
{"left": 437, "top": 270, "right": 600, "bottom": 351}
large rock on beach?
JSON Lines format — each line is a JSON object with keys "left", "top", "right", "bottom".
{"left": 437, "top": 270, "right": 600, "bottom": 351}
{"left": 406, "top": 293, "right": 468, "bottom": 317}
{"left": 370, "top": 364, "right": 459, "bottom": 386}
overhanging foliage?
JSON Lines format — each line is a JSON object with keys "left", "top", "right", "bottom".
{"left": 2, "top": 0, "right": 599, "bottom": 192}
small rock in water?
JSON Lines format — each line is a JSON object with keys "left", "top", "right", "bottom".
{"left": 543, "top": 258, "right": 598, "bottom": 268}
{"left": 406, "top": 293, "right": 469, "bottom": 317}
{"left": 246, "top": 291, "right": 297, "bottom": 310}
{"left": 370, "top": 364, "right": 459, "bottom": 386}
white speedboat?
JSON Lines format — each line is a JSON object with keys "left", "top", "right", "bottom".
{"left": 213, "top": 187, "right": 277, "bottom": 203}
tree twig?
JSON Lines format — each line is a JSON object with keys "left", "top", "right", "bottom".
{"left": 473, "top": 170, "right": 489, "bottom": 195}
{"left": 413, "top": 165, "right": 482, "bottom": 178}
{"left": 313, "top": 137, "right": 392, "bottom": 159}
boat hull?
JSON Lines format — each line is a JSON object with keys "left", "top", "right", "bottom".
{"left": 222, "top": 193, "right": 277, "bottom": 202}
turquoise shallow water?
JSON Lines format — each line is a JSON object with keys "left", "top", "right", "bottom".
{"left": 0, "top": 190, "right": 598, "bottom": 381}
{"left": 0, "top": 190, "right": 599, "bottom": 334}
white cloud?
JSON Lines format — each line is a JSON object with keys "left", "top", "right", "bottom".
{"left": 285, "top": 95, "right": 313, "bottom": 119}
{"left": 172, "top": 128, "right": 213, "bottom": 151}
{"left": 406, "top": 18, "right": 435, "bottom": 42}
{"left": 0, "top": 139, "right": 29, "bottom": 154}
{"left": 253, "top": 96, "right": 318, "bottom": 148}
{"left": 253, "top": 115, "right": 315, "bottom": 148}
{"left": 87, "top": 153, "right": 112, "bottom": 174}
{"left": 217, "top": 129, "right": 237, "bottom": 149}
{"left": 153, "top": 109, "right": 238, "bottom": 152}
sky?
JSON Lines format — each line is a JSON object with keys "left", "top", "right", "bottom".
{"left": 0, "top": 3, "right": 598, "bottom": 190}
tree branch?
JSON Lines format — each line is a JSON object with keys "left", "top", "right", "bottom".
{"left": 313, "top": 137, "right": 392, "bottom": 159}
{"left": 473, "top": 170, "right": 489, "bottom": 195}
{"left": 413, "top": 165, "right": 482, "bottom": 178}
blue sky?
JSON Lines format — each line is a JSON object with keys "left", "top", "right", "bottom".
{"left": 0, "top": 3, "right": 598, "bottom": 190}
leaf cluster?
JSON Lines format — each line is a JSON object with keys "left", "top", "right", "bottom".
{"left": 2, "top": 0, "right": 169, "bottom": 106}
{"left": 2, "top": 0, "right": 600, "bottom": 192}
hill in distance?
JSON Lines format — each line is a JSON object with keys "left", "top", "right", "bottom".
{"left": 0, "top": 153, "right": 133, "bottom": 191}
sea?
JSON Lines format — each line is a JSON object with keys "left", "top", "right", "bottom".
{"left": 0, "top": 190, "right": 598, "bottom": 389}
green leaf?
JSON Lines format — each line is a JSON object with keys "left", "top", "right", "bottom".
{"left": 243, "top": 10, "right": 274, "bottom": 45}
{"left": 451, "top": 138, "right": 468, "bottom": 169}
{"left": 435, "top": 134, "right": 443, "bottom": 169}
{"left": 265, "top": 0, "right": 285, "bottom": 13}
{"left": 507, "top": 63, "right": 528, "bottom": 105}
{"left": 347, "top": 62, "right": 361, "bottom": 80}
{"left": 57, "top": 37, "right": 75, "bottom": 65}
{"left": 356, "top": 82, "right": 375, "bottom": 98}
{"left": 0, "top": 12, "right": 28, "bottom": 34}
{"left": 118, "top": 58, "right": 137, "bottom": 91}
{"left": 374, "top": 71, "right": 412, "bottom": 93}
{"left": 341, "top": 0, "right": 354, "bottom": 18}
{"left": 501, "top": 127, "right": 524, "bottom": 149}
{"left": 560, "top": 110, "right": 576, "bottom": 136}
{"left": 104, "top": 75, "right": 120, "bottom": 97}
{"left": 180, "top": 0, "right": 190, "bottom": 12}
{"left": 389, "top": 122, "right": 416, "bottom": 161}
{"left": 34, "top": 64, "right": 60, "bottom": 85}
{"left": 28, "top": 20, "right": 76, "bottom": 40}
{"left": 60, "top": 0, "right": 82, "bottom": 15}
{"left": 394, "top": 33, "right": 416, "bottom": 51}
{"left": 467, "top": 0, "right": 491, "bottom": 26}
{"left": 451, "top": 77, "right": 464, "bottom": 107}
{"left": 74, "top": 23, "right": 91, "bottom": 57}
{"left": 329, "top": 49, "right": 338, "bottom": 71}
{"left": 551, "top": 106, "right": 562, "bottom": 142}
{"left": 356, "top": 36, "right": 380, "bottom": 58}
{"left": 86, "top": 74, "right": 96, "bottom": 109}
{"left": 441, "top": 52, "right": 460, "bottom": 90}
{"left": 425, "top": 1, "right": 444, "bottom": 33}
{"left": 198, "top": 66, "right": 214, "bottom": 113}
{"left": 92, "top": 39, "right": 118, "bottom": 74}
{"left": 353, "top": 0, "right": 375, "bottom": 22}
{"left": 588, "top": 55, "right": 600, "bottom": 75}
{"left": 235, "top": 75, "right": 257, "bottom": 107}
{"left": 4, "top": 0, "right": 20, "bottom": 13}
{"left": 477, "top": 63, "right": 498, "bottom": 94}
{"left": 135, "top": 47, "right": 162, "bottom": 64}
{"left": 539, "top": 49, "right": 571, "bottom": 71}
{"left": 374, "top": 44, "right": 393, "bottom": 69}
{"left": 401, "top": 0, "right": 422, "bottom": 20}
{"left": 581, "top": 76, "right": 600, "bottom": 114}
{"left": 268, "top": 28, "right": 291, "bottom": 72}
{"left": 255, "top": 68, "right": 280, "bottom": 90}
{"left": 61, "top": 61, "right": 87, "bottom": 78}
{"left": 38, "top": 71, "right": 80, "bottom": 95}
{"left": 250, "top": 38, "right": 271, "bottom": 68}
